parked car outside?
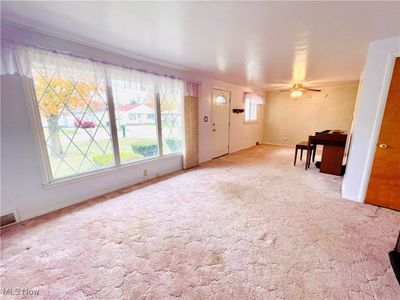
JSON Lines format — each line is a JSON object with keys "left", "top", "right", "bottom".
{"left": 74, "top": 120, "right": 96, "bottom": 128}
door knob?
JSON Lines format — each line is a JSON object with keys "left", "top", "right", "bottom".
{"left": 378, "top": 143, "right": 388, "bottom": 149}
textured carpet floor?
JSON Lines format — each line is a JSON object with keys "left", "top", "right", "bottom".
{"left": 1, "top": 145, "right": 400, "bottom": 299}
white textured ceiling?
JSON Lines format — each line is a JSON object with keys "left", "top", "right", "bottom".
{"left": 1, "top": 1, "right": 399, "bottom": 89}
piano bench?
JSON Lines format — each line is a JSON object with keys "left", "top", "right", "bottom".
{"left": 294, "top": 141, "right": 316, "bottom": 169}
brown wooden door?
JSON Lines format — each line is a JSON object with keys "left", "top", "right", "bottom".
{"left": 365, "top": 57, "right": 400, "bottom": 211}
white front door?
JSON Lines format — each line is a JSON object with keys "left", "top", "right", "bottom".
{"left": 212, "top": 88, "right": 230, "bottom": 158}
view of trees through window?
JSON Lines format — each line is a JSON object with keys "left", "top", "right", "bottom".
{"left": 32, "top": 63, "right": 183, "bottom": 180}
{"left": 33, "top": 67, "right": 113, "bottom": 179}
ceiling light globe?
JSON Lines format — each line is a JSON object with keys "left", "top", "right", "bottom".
{"left": 291, "top": 90, "right": 302, "bottom": 98}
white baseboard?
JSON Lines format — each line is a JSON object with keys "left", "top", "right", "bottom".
{"left": 260, "top": 142, "right": 294, "bottom": 148}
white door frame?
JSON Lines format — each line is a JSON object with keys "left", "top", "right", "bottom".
{"left": 211, "top": 88, "right": 231, "bottom": 158}
{"left": 342, "top": 40, "right": 400, "bottom": 202}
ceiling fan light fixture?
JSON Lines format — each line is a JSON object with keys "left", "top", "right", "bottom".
{"left": 290, "top": 90, "right": 302, "bottom": 98}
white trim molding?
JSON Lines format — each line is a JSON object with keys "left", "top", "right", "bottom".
{"left": 342, "top": 37, "right": 400, "bottom": 202}
{"left": 260, "top": 142, "right": 294, "bottom": 148}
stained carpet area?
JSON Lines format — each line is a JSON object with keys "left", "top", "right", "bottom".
{"left": 1, "top": 145, "right": 400, "bottom": 299}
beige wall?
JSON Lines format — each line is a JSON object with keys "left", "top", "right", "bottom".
{"left": 262, "top": 82, "right": 358, "bottom": 146}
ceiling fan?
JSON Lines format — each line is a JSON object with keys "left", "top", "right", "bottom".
{"left": 279, "top": 83, "right": 321, "bottom": 98}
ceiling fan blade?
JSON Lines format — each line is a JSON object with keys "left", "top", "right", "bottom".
{"left": 278, "top": 88, "right": 292, "bottom": 92}
{"left": 302, "top": 87, "right": 321, "bottom": 92}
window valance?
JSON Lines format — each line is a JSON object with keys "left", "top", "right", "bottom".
{"left": 243, "top": 92, "right": 264, "bottom": 105}
{"left": 0, "top": 41, "right": 197, "bottom": 93}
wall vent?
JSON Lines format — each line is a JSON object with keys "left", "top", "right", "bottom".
{"left": 1, "top": 210, "right": 19, "bottom": 227}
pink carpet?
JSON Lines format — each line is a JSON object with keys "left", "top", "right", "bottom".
{"left": 1, "top": 145, "right": 399, "bottom": 299}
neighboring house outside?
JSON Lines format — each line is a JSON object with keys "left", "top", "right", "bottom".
{"left": 40, "top": 104, "right": 178, "bottom": 128}
{"left": 116, "top": 104, "right": 155, "bottom": 125}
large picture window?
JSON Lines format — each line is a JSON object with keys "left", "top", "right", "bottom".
{"left": 26, "top": 48, "right": 184, "bottom": 182}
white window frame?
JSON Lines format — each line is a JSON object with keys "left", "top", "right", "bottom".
{"left": 23, "top": 72, "right": 184, "bottom": 186}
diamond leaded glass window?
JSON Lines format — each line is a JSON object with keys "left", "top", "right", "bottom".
{"left": 159, "top": 85, "right": 184, "bottom": 155}
{"left": 28, "top": 48, "right": 184, "bottom": 183}
{"left": 32, "top": 64, "right": 114, "bottom": 179}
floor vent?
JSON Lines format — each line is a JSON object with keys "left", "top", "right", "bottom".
{"left": 1, "top": 210, "right": 18, "bottom": 227}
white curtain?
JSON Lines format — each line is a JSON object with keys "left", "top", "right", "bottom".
{"left": 1, "top": 43, "right": 20, "bottom": 76}
{"left": 1, "top": 44, "right": 106, "bottom": 81}
{"left": 107, "top": 63, "right": 183, "bottom": 93}
{"left": 1, "top": 42, "right": 185, "bottom": 93}
{"left": 185, "top": 81, "right": 199, "bottom": 98}
{"left": 243, "top": 92, "right": 264, "bottom": 105}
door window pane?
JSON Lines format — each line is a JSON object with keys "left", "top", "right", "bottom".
{"left": 215, "top": 95, "right": 227, "bottom": 104}
{"left": 32, "top": 65, "right": 114, "bottom": 179}
{"left": 112, "top": 80, "right": 159, "bottom": 163}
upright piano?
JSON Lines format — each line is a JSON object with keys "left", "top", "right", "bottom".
{"left": 310, "top": 130, "right": 347, "bottom": 176}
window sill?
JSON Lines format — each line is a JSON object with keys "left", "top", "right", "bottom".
{"left": 42, "top": 153, "right": 183, "bottom": 190}
{"left": 244, "top": 120, "right": 259, "bottom": 124}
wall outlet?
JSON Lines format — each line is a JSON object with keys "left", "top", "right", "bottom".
{"left": 143, "top": 169, "right": 148, "bottom": 176}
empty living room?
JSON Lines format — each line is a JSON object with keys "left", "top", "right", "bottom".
{"left": 1, "top": 1, "right": 400, "bottom": 299}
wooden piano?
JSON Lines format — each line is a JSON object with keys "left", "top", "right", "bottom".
{"left": 310, "top": 130, "right": 347, "bottom": 176}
